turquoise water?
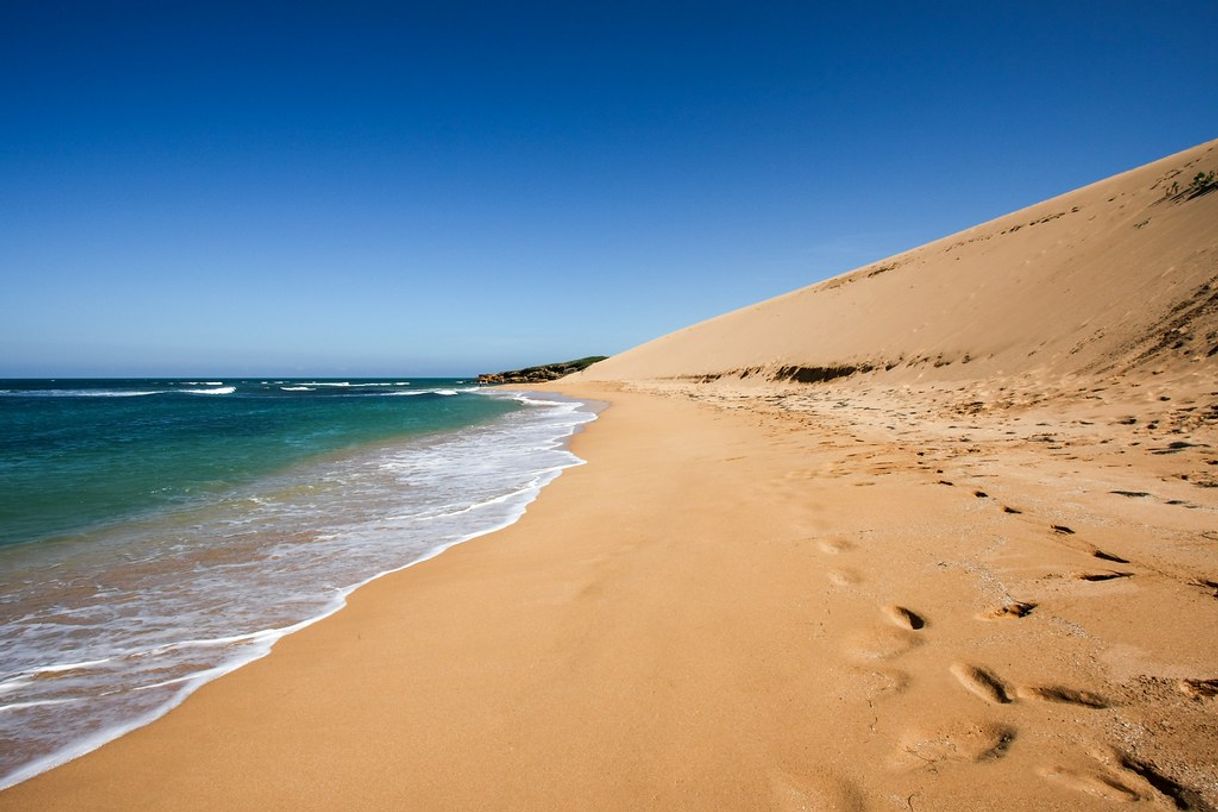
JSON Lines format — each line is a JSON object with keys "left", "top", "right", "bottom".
{"left": 0, "top": 379, "right": 595, "bottom": 787}
{"left": 0, "top": 378, "right": 512, "bottom": 547}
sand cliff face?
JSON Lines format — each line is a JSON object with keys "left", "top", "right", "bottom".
{"left": 581, "top": 140, "right": 1218, "bottom": 385}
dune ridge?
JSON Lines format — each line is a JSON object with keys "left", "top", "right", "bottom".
{"left": 581, "top": 139, "right": 1218, "bottom": 385}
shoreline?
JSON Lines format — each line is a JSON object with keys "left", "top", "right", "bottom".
{"left": 0, "top": 388, "right": 597, "bottom": 791}
{"left": 3, "top": 378, "right": 1215, "bottom": 808}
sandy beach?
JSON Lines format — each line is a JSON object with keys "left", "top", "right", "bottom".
{"left": 4, "top": 141, "right": 1217, "bottom": 809}
{"left": 4, "top": 376, "right": 1216, "bottom": 809}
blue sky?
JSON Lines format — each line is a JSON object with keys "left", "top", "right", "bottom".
{"left": 2, "top": 2, "right": 1215, "bottom": 376}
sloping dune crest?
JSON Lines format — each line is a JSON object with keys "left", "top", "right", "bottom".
{"left": 581, "top": 139, "right": 1218, "bottom": 384}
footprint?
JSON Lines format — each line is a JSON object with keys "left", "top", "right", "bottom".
{"left": 1002, "top": 505, "right": 1023, "bottom": 514}
{"left": 950, "top": 663, "right": 1012, "bottom": 704}
{"left": 1092, "top": 549, "right": 1130, "bottom": 564}
{"left": 844, "top": 627, "right": 924, "bottom": 662}
{"left": 1188, "top": 578, "right": 1218, "bottom": 598}
{"left": 769, "top": 768, "right": 865, "bottom": 811}
{"left": 973, "top": 490, "right": 989, "bottom": 498}
{"left": 817, "top": 539, "right": 853, "bottom": 555}
{"left": 1076, "top": 571, "right": 1133, "bottom": 582}
{"left": 1039, "top": 766, "right": 1141, "bottom": 802}
{"left": 1017, "top": 685, "right": 1108, "bottom": 708}
{"left": 837, "top": 667, "right": 911, "bottom": 703}
{"left": 827, "top": 568, "right": 862, "bottom": 586}
{"left": 891, "top": 722, "right": 1015, "bottom": 770}
{"left": 1052, "top": 525, "right": 1076, "bottom": 535}
{"left": 882, "top": 605, "right": 926, "bottom": 630}
{"left": 978, "top": 601, "right": 1037, "bottom": 621}
{"left": 1177, "top": 678, "right": 1218, "bottom": 700}
{"left": 1114, "top": 751, "right": 1209, "bottom": 810}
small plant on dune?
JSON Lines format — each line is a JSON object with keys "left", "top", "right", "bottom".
{"left": 1162, "top": 171, "right": 1215, "bottom": 201}
{"left": 1186, "top": 170, "right": 1216, "bottom": 198}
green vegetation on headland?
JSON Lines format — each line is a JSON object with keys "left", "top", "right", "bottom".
{"left": 477, "top": 356, "right": 607, "bottom": 384}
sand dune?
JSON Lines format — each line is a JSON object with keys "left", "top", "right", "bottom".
{"left": 560, "top": 139, "right": 1218, "bottom": 807}
{"left": 582, "top": 139, "right": 1218, "bottom": 385}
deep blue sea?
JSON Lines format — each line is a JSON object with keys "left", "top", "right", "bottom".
{"left": 0, "top": 378, "right": 595, "bottom": 787}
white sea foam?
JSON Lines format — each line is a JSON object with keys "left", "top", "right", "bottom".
{"left": 380, "top": 387, "right": 475, "bottom": 397}
{"left": 0, "top": 391, "right": 596, "bottom": 788}
{"left": 0, "top": 390, "right": 163, "bottom": 398}
{"left": 294, "top": 381, "right": 411, "bottom": 388}
{"left": 508, "top": 394, "right": 570, "bottom": 407}
{"left": 29, "top": 658, "right": 114, "bottom": 674}
{"left": 0, "top": 698, "right": 84, "bottom": 712}
{"left": 181, "top": 386, "right": 235, "bottom": 395}
{"left": 280, "top": 386, "right": 315, "bottom": 392}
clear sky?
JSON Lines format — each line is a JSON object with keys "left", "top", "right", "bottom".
{"left": 3, "top": 1, "right": 1216, "bottom": 376}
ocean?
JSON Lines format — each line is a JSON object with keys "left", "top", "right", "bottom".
{"left": 0, "top": 378, "right": 595, "bottom": 787}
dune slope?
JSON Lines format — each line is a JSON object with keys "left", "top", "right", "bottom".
{"left": 583, "top": 140, "right": 1218, "bottom": 384}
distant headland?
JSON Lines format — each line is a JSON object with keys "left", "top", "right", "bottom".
{"left": 477, "top": 356, "right": 607, "bottom": 385}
